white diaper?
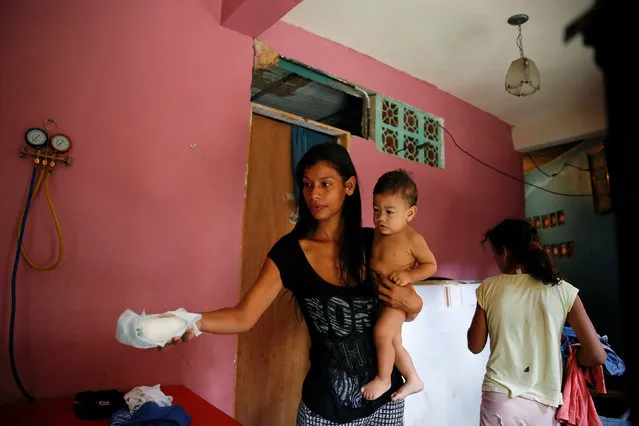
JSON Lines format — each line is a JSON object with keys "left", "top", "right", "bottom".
{"left": 116, "top": 308, "right": 202, "bottom": 349}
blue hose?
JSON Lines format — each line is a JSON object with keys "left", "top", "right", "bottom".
{"left": 9, "top": 165, "right": 38, "bottom": 401}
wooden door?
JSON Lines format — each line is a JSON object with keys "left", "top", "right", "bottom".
{"left": 234, "top": 114, "right": 311, "bottom": 426}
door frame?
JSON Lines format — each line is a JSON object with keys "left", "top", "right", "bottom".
{"left": 250, "top": 102, "right": 351, "bottom": 150}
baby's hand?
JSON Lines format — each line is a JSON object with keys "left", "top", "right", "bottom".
{"left": 389, "top": 270, "right": 413, "bottom": 287}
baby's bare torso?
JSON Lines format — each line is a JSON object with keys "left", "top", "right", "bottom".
{"left": 370, "top": 227, "right": 418, "bottom": 278}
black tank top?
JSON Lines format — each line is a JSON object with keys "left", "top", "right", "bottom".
{"left": 267, "top": 227, "right": 403, "bottom": 423}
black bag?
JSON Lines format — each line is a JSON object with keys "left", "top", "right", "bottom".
{"left": 73, "top": 389, "right": 126, "bottom": 420}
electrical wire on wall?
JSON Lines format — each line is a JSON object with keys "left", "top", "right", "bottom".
{"left": 524, "top": 152, "right": 591, "bottom": 178}
{"left": 397, "top": 123, "right": 593, "bottom": 198}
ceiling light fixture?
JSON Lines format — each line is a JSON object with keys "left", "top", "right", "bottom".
{"left": 505, "top": 14, "right": 540, "bottom": 97}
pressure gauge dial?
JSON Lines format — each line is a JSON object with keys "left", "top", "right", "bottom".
{"left": 50, "top": 134, "right": 72, "bottom": 153}
{"left": 25, "top": 128, "right": 48, "bottom": 148}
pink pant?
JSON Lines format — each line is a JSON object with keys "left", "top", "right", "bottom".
{"left": 480, "top": 391, "right": 559, "bottom": 426}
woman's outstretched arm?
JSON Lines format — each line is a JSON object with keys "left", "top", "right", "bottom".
{"left": 166, "top": 258, "right": 283, "bottom": 347}
{"left": 197, "top": 258, "right": 283, "bottom": 334}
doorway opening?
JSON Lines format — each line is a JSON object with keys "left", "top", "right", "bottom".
{"left": 234, "top": 107, "right": 350, "bottom": 426}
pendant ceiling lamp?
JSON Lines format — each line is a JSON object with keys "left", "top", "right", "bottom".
{"left": 505, "top": 14, "right": 540, "bottom": 97}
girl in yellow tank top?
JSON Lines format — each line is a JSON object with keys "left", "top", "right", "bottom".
{"left": 467, "top": 218, "right": 606, "bottom": 426}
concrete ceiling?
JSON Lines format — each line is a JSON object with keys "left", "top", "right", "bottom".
{"left": 282, "top": 0, "right": 606, "bottom": 151}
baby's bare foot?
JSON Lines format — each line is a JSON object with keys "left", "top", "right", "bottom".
{"left": 360, "top": 376, "right": 392, "bottom": 401}
{"left": 391, "top": 376, "right": 424, "bottom": 401}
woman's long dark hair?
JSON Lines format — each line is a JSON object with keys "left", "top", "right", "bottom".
{"left": 482, "top": 218, "right": 560, "bottom": 285}
{"left": 293, "top": 143, "right": 365, "bottom": 286}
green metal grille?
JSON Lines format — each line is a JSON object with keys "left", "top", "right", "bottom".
{"left": 372, "top": 95, "right": 444, "bottom": 168}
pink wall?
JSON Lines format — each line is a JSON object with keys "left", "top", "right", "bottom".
{"left": 262, "top": 23, "right": 524, "bottom": 279}
{"left": 0, "top": 0, "right": 522, "bottom": 414}
{"left": 0, "top": 0, "right": 249, "bottom": 412}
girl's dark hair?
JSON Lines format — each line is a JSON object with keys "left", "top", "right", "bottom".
{"left": 482, "top": 218, "right": 560, "bottom": 285}
{"left": 293, "top": 143, "right": 364, "bottom": 286}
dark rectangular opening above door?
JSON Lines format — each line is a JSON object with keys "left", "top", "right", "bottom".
{"left": 250, "top": 56, "right": 375, "bottom": 138}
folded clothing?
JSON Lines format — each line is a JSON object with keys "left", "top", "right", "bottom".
{"left": 110, "top": 401, "right": 191, "bottom": 426}
{"left": 125, "top": 385, "right": 173, "bottom": 414}
{"left": 116, "top": 308, "right": 202, "bottom": 349}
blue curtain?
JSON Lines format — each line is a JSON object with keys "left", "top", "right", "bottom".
{"left": 291, "top": 125, "right": 335, "bottom": 198}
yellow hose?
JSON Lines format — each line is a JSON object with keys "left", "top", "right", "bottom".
{"left": 16, "top": 166, "right": 64, "bottom": 271}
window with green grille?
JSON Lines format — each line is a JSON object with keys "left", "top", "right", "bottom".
{"left": 370, "top": 95, "right": 444, "bottom": 168}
